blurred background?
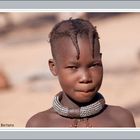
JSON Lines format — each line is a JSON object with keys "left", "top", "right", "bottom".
{"left": 0, "top": 12, "right": 140, "bottom": 127}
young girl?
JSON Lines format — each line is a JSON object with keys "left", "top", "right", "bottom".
{"left": 26, "top": 18, "right": 135, "bottom": 127}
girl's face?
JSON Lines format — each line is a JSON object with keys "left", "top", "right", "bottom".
{"left": 49, "top": 36, "right": 103, "bottom": 105}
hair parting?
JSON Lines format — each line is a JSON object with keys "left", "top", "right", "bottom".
{"left": 49, "top": 18, "right": 100, "bottom": 59}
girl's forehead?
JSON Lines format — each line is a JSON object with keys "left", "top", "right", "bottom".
{"left": 54, "top": 37, "right": 78, "bottom": 59}
{"left": 55, "top": 37, "right": 76, "bottom": 52}
{"left": 54, "top": 35, "right": 88, "bottom": 50}
{"left": 54, "top": 36, "right": 100, "bottom": 62}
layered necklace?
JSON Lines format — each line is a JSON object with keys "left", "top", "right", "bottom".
{"left": 53, "top": 92, "right": 105, "bottom": 127}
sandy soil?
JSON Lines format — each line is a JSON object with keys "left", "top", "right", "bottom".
{"left": 0, "top": 13, "right": 140, "bottom": 127}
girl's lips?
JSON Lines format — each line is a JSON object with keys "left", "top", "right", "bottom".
{"left": 76, "top": 88, "right": 95, "bottom": 93}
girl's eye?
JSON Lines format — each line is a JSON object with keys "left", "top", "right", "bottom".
{"left": 90, "top": 63, "right": 102, "bottom": 68}
{"left": 67, "top": 66, "right": 78, "bottom": 70}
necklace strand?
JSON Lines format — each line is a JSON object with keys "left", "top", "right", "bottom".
{"left": 53, "top": 92, "right": 105, "bottom": 118}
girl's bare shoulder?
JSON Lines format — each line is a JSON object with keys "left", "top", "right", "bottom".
{"left": 26, "top": 108, "right": 58, "bottom": 127}
{"left": 105, "top": 105, "right": 136, "bottom": 127}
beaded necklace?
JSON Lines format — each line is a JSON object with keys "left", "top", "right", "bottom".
{"left": 53, "top": 92, "right": 105, "bottom": 122}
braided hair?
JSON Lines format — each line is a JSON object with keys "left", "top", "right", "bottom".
{"left": 49, "top": 18, "right": 100, "bottom": 59}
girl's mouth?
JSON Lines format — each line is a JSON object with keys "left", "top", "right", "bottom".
{"left": 76, "top": 88, "right": 95, "bottom": 93}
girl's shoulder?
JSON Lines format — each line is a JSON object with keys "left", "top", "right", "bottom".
{"left": 104, "top": 104, "right": 136, "bottom": 127}
{"left": 26, "top": 108, "right": 58, "bottom": 127}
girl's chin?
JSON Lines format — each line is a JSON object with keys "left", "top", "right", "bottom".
{"left": 63, "top": 90, "right": 96, "bottom": 104}
{"left": 75, "top": 96, "right": 95, "bottom": 104}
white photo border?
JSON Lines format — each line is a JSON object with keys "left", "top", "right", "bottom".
{"left": 0, "top": 1, "right": 140, "bottom": 139}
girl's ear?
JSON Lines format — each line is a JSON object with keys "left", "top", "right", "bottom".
{"left": 48, "top": 59, "right": 57, "bottom": 76}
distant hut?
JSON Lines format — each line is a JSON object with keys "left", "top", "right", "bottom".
{"left": 0, "top": 69, "right": 11, "bottom": 90}
{"left": 0, "top": 13, "right": 14, "bottom": 34}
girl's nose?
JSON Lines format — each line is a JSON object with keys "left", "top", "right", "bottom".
{"left": 79, "top": 69, "right": 92, "bottom": 84}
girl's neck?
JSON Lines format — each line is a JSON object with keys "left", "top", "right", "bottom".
{"left": 61, "top": 92, "right": 80, "bottom": 109}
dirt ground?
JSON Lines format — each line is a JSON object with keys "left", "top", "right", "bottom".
{"left": 0, "top": 12, "right": 140, "bottom": 127}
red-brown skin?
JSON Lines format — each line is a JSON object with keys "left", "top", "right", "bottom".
{"left": 26, "top": 35, "right": 136, "bottom": 127}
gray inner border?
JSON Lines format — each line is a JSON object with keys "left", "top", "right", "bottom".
{"left": 0, "top": 129, "right": 140, "bottom": 139}
{"left": 0, "top": 1, "right": 140, "bottom": 9}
